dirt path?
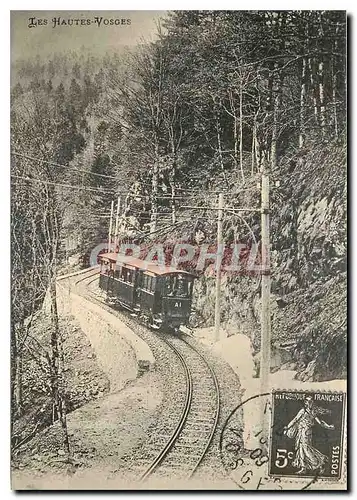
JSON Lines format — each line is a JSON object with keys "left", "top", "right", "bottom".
{"left": 12, "top": 371, "right": 163, "bottom": 490}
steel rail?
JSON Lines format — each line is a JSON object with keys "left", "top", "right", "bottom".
{"left": 181, "top": 337, "right": 221, "bottom": 478}
{"left": 139, "top": 337, "right": 193, "bottom": 482}
{"left": 74, "top": 268, "right": 100, "bottom": 286}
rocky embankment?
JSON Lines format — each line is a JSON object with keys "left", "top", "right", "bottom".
{"left": 191, "top": 140, "right": 347, "bottom": 382}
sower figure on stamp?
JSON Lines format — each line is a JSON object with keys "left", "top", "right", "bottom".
{"left": 283, "top": 396, "right": 335, "bottom": 475}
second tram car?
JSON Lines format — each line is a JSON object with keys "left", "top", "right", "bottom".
{"left": 98, "top": 252, "right": 195, "bottom": 331}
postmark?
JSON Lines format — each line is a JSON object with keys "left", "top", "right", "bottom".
{"left": 220, "top": 391, "right": 346, "bottom": 490}
{"left": 269, "top": 390, "right": 346, "bottom": 480}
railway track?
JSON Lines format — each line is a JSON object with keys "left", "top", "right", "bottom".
{"left": 62, "top": 268, "right": 222, "bottom": 483}
{"left": 139, "top": 335, "right": 220, "bottom": 482}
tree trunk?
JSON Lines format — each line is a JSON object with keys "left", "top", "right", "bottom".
{"left": 59, "top": 394, "right": 70, "bottom": 456}
{"left": 228, "top": 88, "right": 238, "bottom": 171}
{"left": 49, "top": 278, "right": 70, "bottom": 456}
{"left": 10, "top": 326, "right": 16, "bottom": 433}
{"left": 317, "top": 12, "right": 326, "bottom": 138}
{"left": 271, "top": 100, "right": 279, "bottom": 170}
{"left": 150, "top": 144, "right": 159, "bottom": 234}
{"left": 216, "top": 117, "right": 224, "bottom": 172}
{"left": 251, "top": 124, "right": 255, "bottom": 175}
{"left": 308, "top": 57, "right": 319, "bottom": 125}
{"left": 266, "top": 68, "right": 276, "bottom": 169}
{"left": 239, "top": 82, "right": 244, "bottom": 183}
{"left": 299, "top": 57, "right": 307, "bottom": 148}
{"left": 266, "top": 71, "right": 274, "bottom": 112}
{"left": 216, "top": 117, "right": 230, "bottom": 189}
{"left": 332, "top": 61, "right": 338, "bottom": 139}
{"left": 49, "top": 279, "right": 60, "bottom": 422}
{"left": 171, "top": 185, "right": 176, "bottom": 224}
{"left": 233, "top": 115, "right": 238, "bottom": 170}
{"left": 332, "top": 24, "right": 340, "bottom": 139}
{"left": 169, "top": 142, "right": 176, "bottom": 225}
{"left": 270, "top": 13, "right": 286, "bottom": 170}
{"left": 270, "top": 79, "right": 281, "bottom": 171}
{"left": 318, "top": 59, "right": 326, "bottom": 137}
{"left": 11, "top": 323, "right": 22, "bottom": 425}
{"left": 15, "top": 349, "right": 23, "bottom": 417}
{"left": 254, "top": 126, "right": 261, "bottom": 171}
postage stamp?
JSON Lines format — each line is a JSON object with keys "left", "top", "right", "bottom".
{"left": 220, "top": 392, "right": 313, "bottom": 490}
{"left": 269, "top": 390, "right": 346, "bottom": 480}
{"left": 220, "top": 391, "right": 346, "bottom": 490}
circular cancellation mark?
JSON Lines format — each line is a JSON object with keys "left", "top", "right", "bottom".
{"left": 219, "top": 392, "right": 321, "bottom": 491}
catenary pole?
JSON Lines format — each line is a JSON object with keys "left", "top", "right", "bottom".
{"left": 260, "top": 155, "right": 271, "bottom": 438}
{"left": 214, "top": 193, "right": 224, "bottom": 342}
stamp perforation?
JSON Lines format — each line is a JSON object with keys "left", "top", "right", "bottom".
{"left": 269, "top": 389, "right": 346, "bottom": 482}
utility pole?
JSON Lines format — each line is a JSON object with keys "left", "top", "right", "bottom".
{"left": 260, "top": 156, "right": 271, "bottom": 438}
{"left": 108, "top": 200, "right": 114, "bottom": 253}
{"left": 214, "top": 193, "right": 224, "bottom": 342}
{"left": 113, "top": 196, "right": 121, "bottom": 252}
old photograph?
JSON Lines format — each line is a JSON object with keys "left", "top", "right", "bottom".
{"left": 10, "top": 10, "right": 347, "bottom": 490}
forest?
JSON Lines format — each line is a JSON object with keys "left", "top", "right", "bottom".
{"left": 11, "top": 11, "right": 347, "bottom": 455}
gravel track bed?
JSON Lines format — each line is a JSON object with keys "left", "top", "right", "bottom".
{"left": 181, "top": 335, "right": 243, "bottom": 482}
{"left": 140, "top": 335, "right": 219, "bottom": 483}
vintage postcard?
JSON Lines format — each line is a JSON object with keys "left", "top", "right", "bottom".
{"left": 10, "top": 10, "right": 347, "bottom": 490}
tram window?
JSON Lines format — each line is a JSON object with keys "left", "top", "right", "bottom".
{"left": 142, "top": 274, "right": 154, "bottom": 291}
{"left": 164, "top": 275, "right": 189, "bottom": 297}
{"left": 114, "top": 268, "right": 120, "bottom": 279}
{"left": 164, "top": 276, "right": 173, "bottom": 295}
{"left": 120, "top": 267, "right": 133, "bottom": 282}
{"left": 176, "top": 277, "right": 188, "bottom": 297}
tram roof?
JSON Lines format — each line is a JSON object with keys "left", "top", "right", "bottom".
{"left": 99, "top": 252, "right": 194, "bottom": 277}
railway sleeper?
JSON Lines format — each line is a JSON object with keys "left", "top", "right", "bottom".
{"left": 190, "top": 399, "right": 216, "bottom": 409}
{"left": 171, "top": 443, "right": 210, "bottom": 452}
{"left": 160, "top": 461, "right": 200, "bottom": 470}
{"left": 188, "top": 403, "right": 217, "bottom": 411}
{"left": 183, "top": 421, "right": 215, "bottom": 428}
{"left": 185, "top": 415, "right": 216, "bottom": 424}
{"left": 166, "top": 450, "right": 205, "bottom": 460}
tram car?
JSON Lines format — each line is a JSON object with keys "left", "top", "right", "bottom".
{"left": 98, "top": 252, "right": 195, "bottom": 331}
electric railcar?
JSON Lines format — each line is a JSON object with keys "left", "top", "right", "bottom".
{"left": 98, "top": 252, "right": 195, "bottom": 331}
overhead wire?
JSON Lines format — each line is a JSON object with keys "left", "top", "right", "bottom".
{"left": 11, "top": 151, "right": 119, "bottom": 181}
{"left": 12, "top": 152, "right": 259, "bottom": 198}
{"left": 11, "top": 174, "right": 127, "bottom": 195}
{"left": 11, "top": 152, "right": 235, "bottom": 194}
